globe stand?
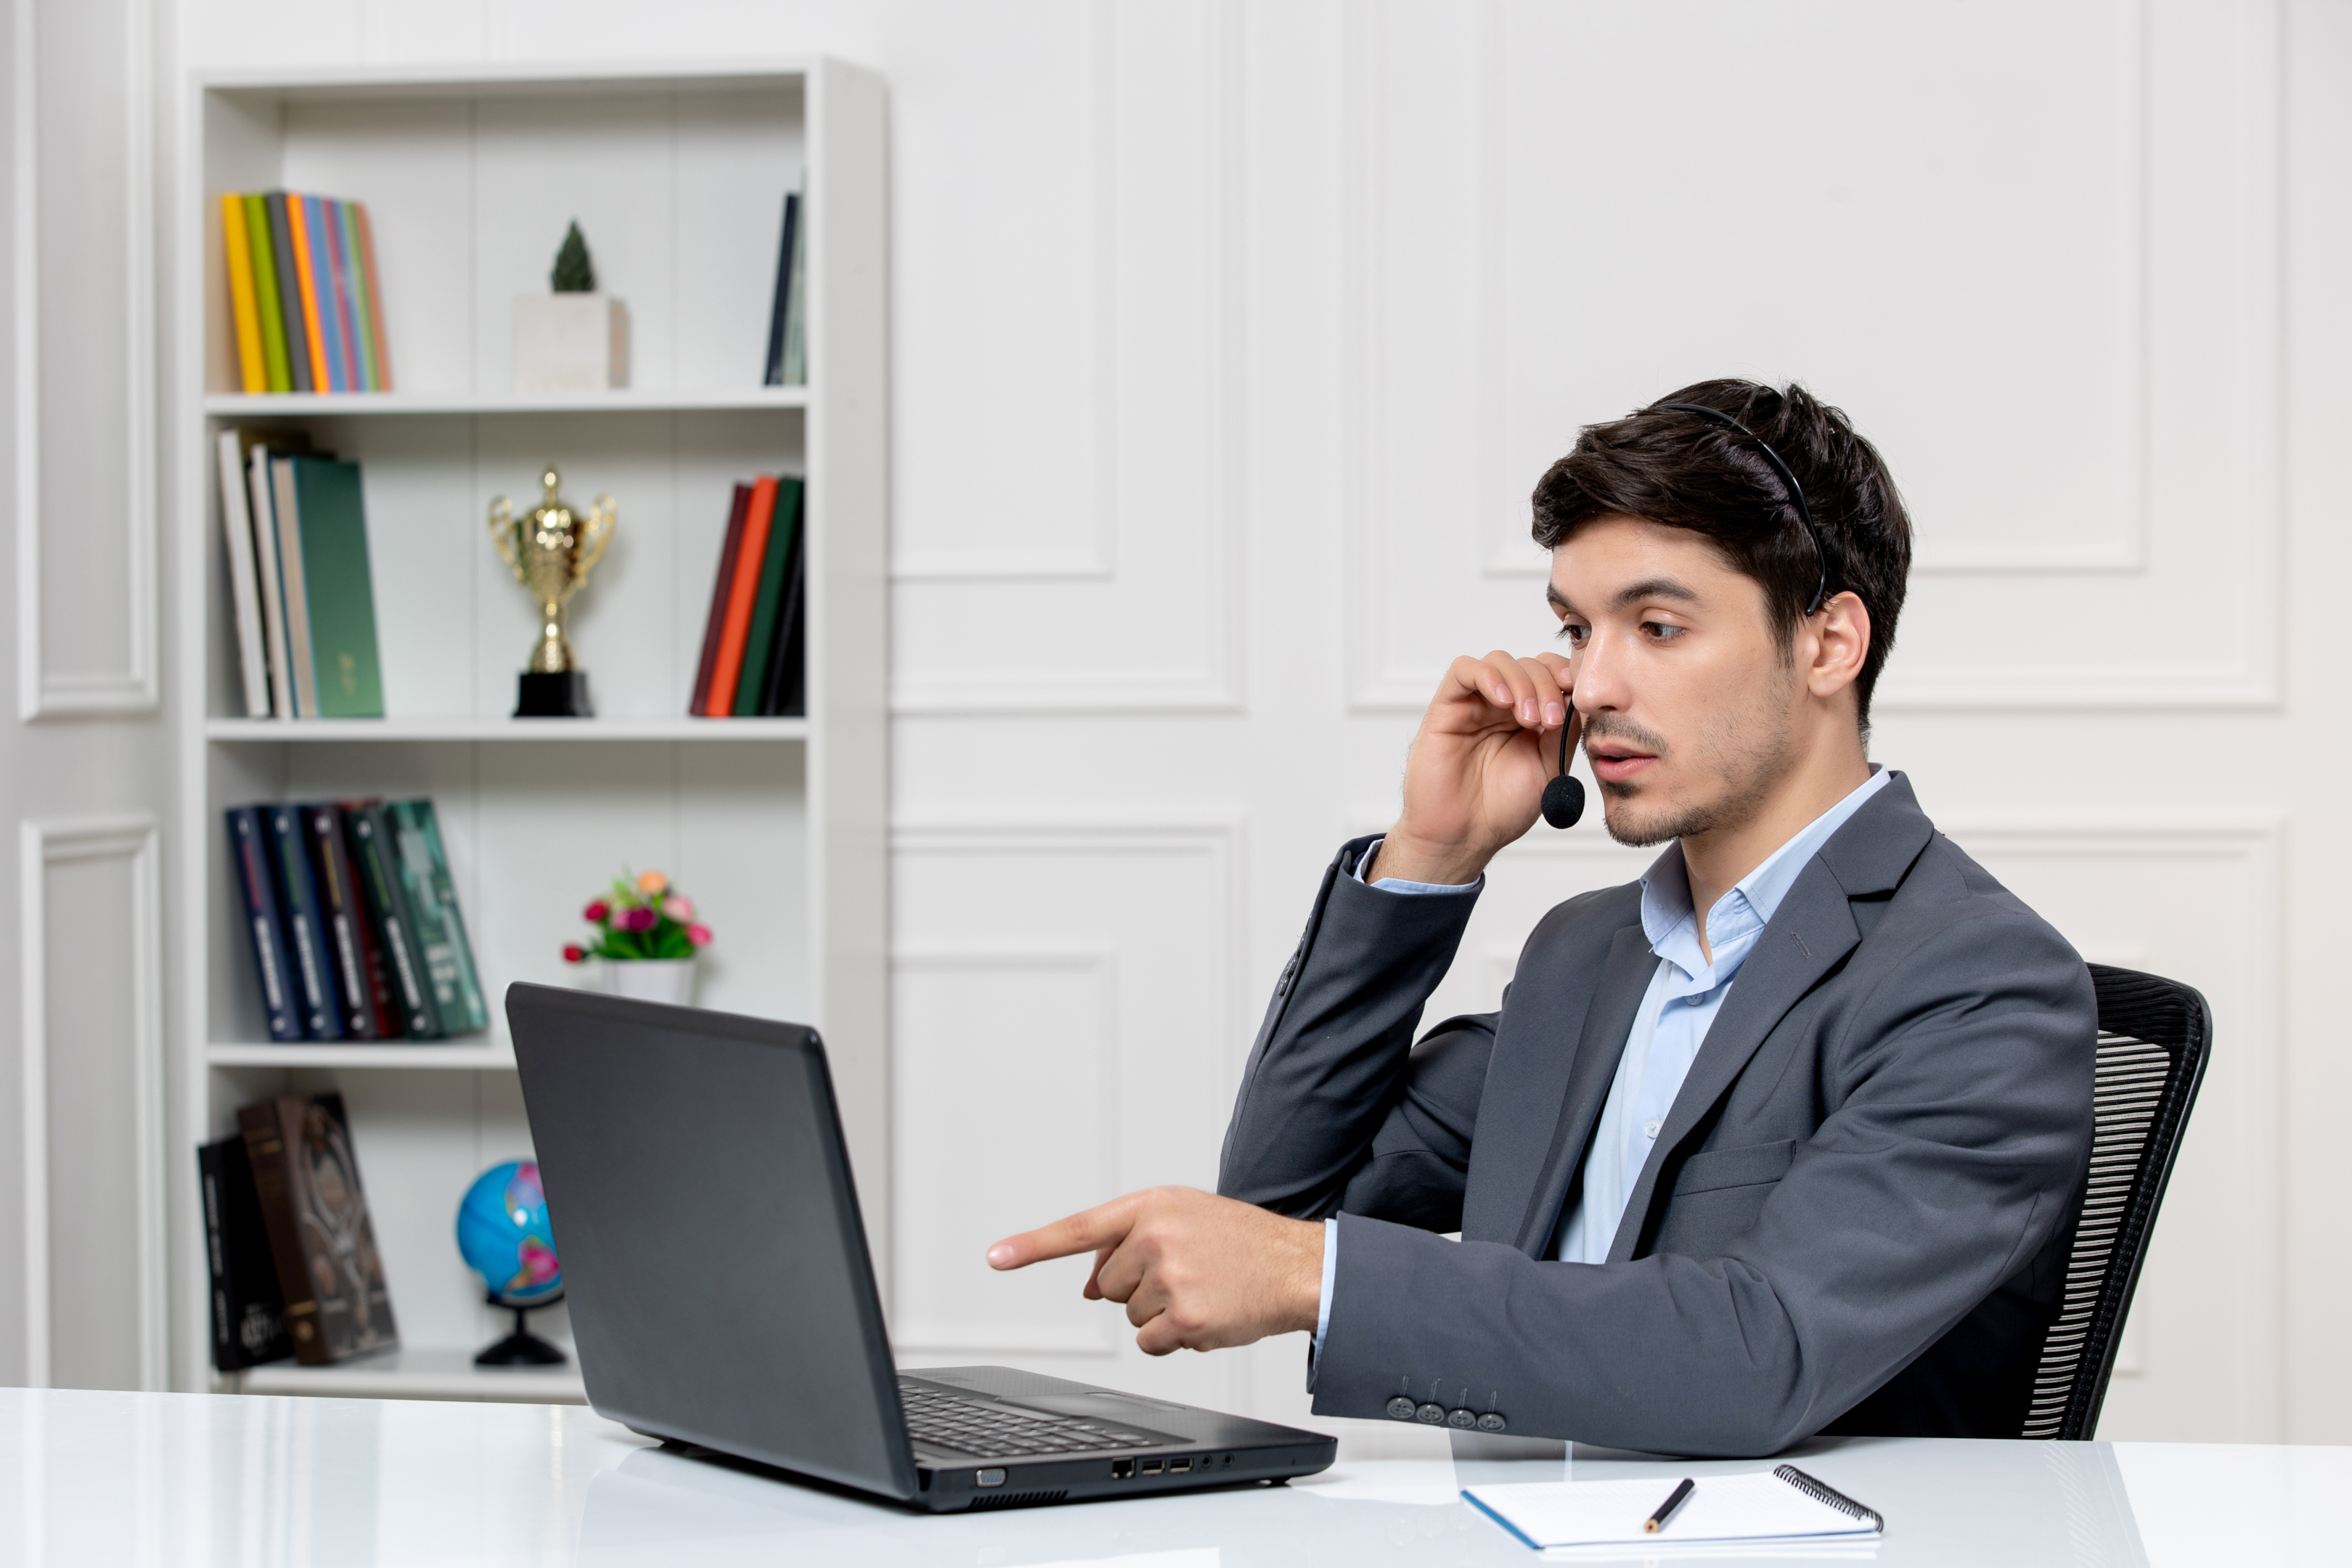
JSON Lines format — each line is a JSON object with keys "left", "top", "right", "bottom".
{"left": 474, "top": 1289, "right": 567, "bottom": 1367}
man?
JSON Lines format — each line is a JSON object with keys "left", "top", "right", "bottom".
{"left": 987, "top": 380, "right": 2096, "bottom": 1456}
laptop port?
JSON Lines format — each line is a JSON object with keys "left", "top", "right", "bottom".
{"left": 1170, "top": 1458, "right": 1193, "bottom": 1474}
{"left": 1111, "top": 1459, "right": 1135, "bottom": 1479}
{"left": 1140, "top": 1459, "right": 1164, "bottom": 1475}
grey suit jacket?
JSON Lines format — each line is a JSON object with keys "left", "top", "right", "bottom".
{"left": 1219, "top": 775, "right": 2096, "bottom": 1456}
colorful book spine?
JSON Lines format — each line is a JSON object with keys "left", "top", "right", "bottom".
{"left": 735, "top": 476, "right": 800, "bottom": 716}
{"left": 306, "top": 196, "right": 351, "bottom": 393}
{"left": 691, "top": 484, "right": 753, "bottom": 714}
{"left": 390, "top": 800, "right": 487, "bottom": 1034}
{"left": 756, "top": 480, "right": 808, "bottom": 715}
{"left": 284, "top": 195, "right": 333, "bottom": 393}
{"left": 221, "top": 195, "right": 266, "bottom": 393}
{"left": 303, "top": 802, "right": 383, "bottom": 1039}
{"left": 335, "top": 200, "right": 377, "bottom": 391}
{"left": 346, "top": 804, "right": 440, "bottom": 1038}
{"left": 225, "top": 807, "right": 301, "bottom": 1042}
{"left": 244, "top": 195, "right": 293, "bottom": 393}
{"left": 264, "top": 804, "right": 342, "bottom": 1039}
{"left": 353, "top": 203, "right": 391, "bottom": 391}
{"left": 264, "top": 195, "right": 314, "bottom": 394}
{"left": 706, "top": 475, "right": 780, "bottom": 714}
{"left": 197, "top": 1135, "right": 292, "bottom": 1371}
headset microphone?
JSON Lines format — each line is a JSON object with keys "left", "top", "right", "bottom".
{"left": 1540, "top": 719, "right": 1584, "bottom": 829}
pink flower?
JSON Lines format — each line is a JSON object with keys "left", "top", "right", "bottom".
{"left": 583, "top": 899, "right": 609, "bottom": 923}
{"left": 621, "top": 906, "right": 658, "bottom": 933}
{"left": 687, "top": 923, "right": 713, "bottom": 947}
{"left": 562, "top": 944, "right": 586, "bottom": 963}
{"left": 662, "top": 894, "right": 695, "bottom": 923}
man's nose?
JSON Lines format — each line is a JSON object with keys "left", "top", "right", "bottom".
{"left": 1572, "top": 631, "right": 1629, "bottom": 714}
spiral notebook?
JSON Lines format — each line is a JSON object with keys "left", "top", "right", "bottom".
{"left": 1463, "top": 1464, "right": 1885, "bottom": 1554}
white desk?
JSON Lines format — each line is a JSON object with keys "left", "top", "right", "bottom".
{"left": 4, "top": 1387, "right": 2345, "bottom": 1565}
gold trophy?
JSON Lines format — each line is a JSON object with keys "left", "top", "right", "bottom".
{"left": 489, "top": 466, "right": 616, "bottom": 717}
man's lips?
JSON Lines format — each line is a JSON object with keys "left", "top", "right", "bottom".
{"left": 1587, "top": 747, "right": 1657, "bottom": 785}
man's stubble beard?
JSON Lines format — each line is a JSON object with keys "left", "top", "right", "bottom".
{"left": 1588, "top": 677, "right": 1801, "bottom": 849}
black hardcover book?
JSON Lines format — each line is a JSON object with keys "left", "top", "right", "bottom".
{"left": 302, "top": 803, "right": 383, "bottom": 1039}
{"left": 225, "top": 807, "right": 301, "bottom": 1042}
{"left": 264, "top": 194, "right": 314, "bottom": 394}
{"left": 755, "top": 479, "right": 808, "bottom": 716}
{"left": 198, "top": 1135, "right": 293, "bottom": 1371}
{"left": 343, "top": 802, "right": 441, "bottom": 1038}
{"left": 239, "top": 1092, "right": 399, "bottom": 1365}
{"left": 264, "top": 804, "right": 343, "bottom": 1040}
{"left": 761, "top": 192, "right": 801, "bottom": 387}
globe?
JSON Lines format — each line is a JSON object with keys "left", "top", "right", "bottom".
{"left": 456, "top": 1160, "right": 563, "bottom": 1306}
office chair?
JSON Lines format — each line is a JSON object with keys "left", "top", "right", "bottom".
{"left": 2017, "top": 964, "right": 2210, "bottom": 1440}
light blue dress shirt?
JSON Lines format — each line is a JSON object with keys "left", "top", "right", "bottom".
{"left": 1312, "top": 767, "right": 1890, "bottom": 1357}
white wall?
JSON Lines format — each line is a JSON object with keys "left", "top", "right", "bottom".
{"left": 155, "top": 0, "right": 2352, "bottom": 1443}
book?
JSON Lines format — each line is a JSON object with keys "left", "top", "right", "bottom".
{"left": 345, "top": 803, "right": 440, "bottom": 1038}
{"left": 1461, "top": 1468, "right": 1884, "bottom": 1553}
{"left": 302, "top": 802, "right": 384, "bottom": 1039}
{"left": 225, "top": 806, "right": 301, "bottom": 1042}
{"left": 221, "top": 194, "right": 266, "bottom": 394}
{"left": 215, "top": 429, "right": 270, "bottom": 717}
{"left": 762, "top": 192, "right": 800, "bottom": 387}
{"left": 246, "top": 441, "right": 294, "bottom": 718}
{"left": 754, "top": 478, "right": 807, "bottom": 716}
{"left": 780, "top": 195, "right": 809, "bottom": 385}
{"left": 690, "top": 483, "right": 752, "bottom": 714}
{"left": 270, "top": 456, "right": 319, "bottom": 718}
{"left": 197, "top": 1135, "right": 293, "bottom": 1371}
{"left": 330, "top": 802, "right": 404, "bottom": 1039}
{"left": 335, "top": 200, "right": 378, "bottom": 391}
{"left": 732, "top": 475, "right": 800, "bottom": 716}
{"left": 244, "top": 195, "right": 293, "bottom": 393}
{"left": 237, "top": 1093, "right": 399, "bottom": 1365}
{"left": 306, "top": 196, "right": 349, "bottom": 393}
{"left": 284, "top": 193, "right": 333, "bottom": 393}
{"left": 289, "top": 454, "right": 385, "bottom": 717}
{"left": 264, "top": 194, "right": 314, "bottom": 394}
{"left": 706, "top": 475, "right": 780, "bottom": 714}
{"left": 388, "top": 800, "right": 488, "bottom": 1035}
{"left": 322, "top": 198, "right": 366, "bottom": 393}
{"left": 354, "top": 202, "right": 392, "bottom": 391}
{"left": 264, "top": 804, "right": 343, "bottom": 1039}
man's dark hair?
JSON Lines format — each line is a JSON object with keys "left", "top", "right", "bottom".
{"left": 1530, "top": 379, "right": 1913, "bottom": 729}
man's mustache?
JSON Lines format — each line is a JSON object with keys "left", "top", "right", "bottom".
{"left": 1580, "top": 715, "right": 1671, "bottom": 758}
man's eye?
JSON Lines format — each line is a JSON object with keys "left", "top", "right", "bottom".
{"left": 1556, "top": 624, "right": 1588, "bottom": 645}
{"left": 1641, "top": 621, "right": 1684, "bottom": 642}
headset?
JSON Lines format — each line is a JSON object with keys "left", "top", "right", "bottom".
{"left": 1540, "top": 401, "right": 1827, "bottom": 831}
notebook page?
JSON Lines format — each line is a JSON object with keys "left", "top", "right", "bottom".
{"left": 1463, "top": 1472, "right": 1880, "bottom": 1549}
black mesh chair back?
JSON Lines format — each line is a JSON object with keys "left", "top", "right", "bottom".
{"left": 2019, "top": 963, "right": 2210, "bottom": 1440}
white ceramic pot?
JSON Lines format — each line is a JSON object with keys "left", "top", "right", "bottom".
{"left": 513, "top": 294, "right": 631, "bottom": 390}
{"left": 599, "top": 957, "right": 695, "bottom": 1007}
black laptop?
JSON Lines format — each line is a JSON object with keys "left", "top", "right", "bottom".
{"left": 506, "top": 983, "right": 1335, "bottom": 1511}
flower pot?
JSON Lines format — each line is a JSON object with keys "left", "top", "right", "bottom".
{"left": 513, "top": 294, "right": 630, "bottom": 390}
{"left": 598, "top": 957, "right": 695, "bottom": 1007}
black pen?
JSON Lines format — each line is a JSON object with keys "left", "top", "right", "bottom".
{"left": 1644, "top": 1477, "right": 1696, "bottom": 1534}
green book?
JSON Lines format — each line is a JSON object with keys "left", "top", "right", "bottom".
{"left": 388, "top": 800, "right": 487, "bottom": 1035}
{"left": 732, "top": 477, "right": 802, "bottom": 716}
{"left": 344, "top": 804, "right": 439, "bottom": 1038}
{"left": 243, "top": 195, "right": 293, "bottom": 393}
{"left": 290, "top": 456, "right": 384, "bottom": 718}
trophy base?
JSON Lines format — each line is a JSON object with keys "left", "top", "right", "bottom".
{"left": 515, "top": 670, "right": 594, "bottom": 718}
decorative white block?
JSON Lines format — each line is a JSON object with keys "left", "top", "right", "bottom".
{"left": 512, "top": 295, "right": 630, "bottom": 391}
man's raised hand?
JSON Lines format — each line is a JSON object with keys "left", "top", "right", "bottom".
{"left": 986, "top": 1187, "right": 1323, "bottom": 1356}
{"left": 1371, "top": 650, "right": 1577, "bottom": 886}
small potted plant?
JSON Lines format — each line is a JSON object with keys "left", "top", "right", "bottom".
{"left": 564, "top": 868, "right": 711, "bottom": 1005}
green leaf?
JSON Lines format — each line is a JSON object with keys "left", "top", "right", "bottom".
{"left": 552, "top": 221, "right": 596, "bottom": 293}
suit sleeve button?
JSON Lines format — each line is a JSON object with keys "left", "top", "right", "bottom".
{"left": 1476, "top": 1412, "right": 1506, "bottom": 1433}
{"left": 1414, "top": 1402, "right": 1446, "bottom": 1424}
{"left": 1386, "top": 1396, "right": 1417, "bottom": 1420}
{"left": 1446, "top": 1409, "right": 1476, "bottom": 1429}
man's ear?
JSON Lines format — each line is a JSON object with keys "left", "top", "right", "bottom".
{"left": 1806, "top": 590, "right": 1871, "bottom": 700}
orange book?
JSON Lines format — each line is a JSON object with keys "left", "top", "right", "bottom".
{"left": 221, "top": 194, "right": 266, "bottom": 392}
{"left": 705, "top": 475, "right": 780, "bottom": 714}
{"left": 284, "top": 195, "right": 332, "bottom": 391}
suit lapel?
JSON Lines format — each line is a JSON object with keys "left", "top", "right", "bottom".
{"left": 1603, "top": 866, "right": 1860, "bottom": 1263}
{"left": 1512, "top": 923, "right": 1658, "bottom": 1255}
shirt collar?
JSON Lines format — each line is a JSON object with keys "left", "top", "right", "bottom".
{"left": 1638, "top": 766, "right": 1891, "bottom": 975}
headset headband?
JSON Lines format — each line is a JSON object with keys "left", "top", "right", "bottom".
{"left": 1654, "top": 401, "right": 1828, "bottom": 617}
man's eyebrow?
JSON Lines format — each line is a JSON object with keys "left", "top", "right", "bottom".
{"left": 1545, "top": 577, "right": 1702, "bottom": 615}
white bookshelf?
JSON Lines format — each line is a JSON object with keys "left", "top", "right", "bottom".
{"left": 171, "top": 62, "right": 888, "bottom": 1402}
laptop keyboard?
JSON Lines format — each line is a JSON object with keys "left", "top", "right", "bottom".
{"left": 899, "top": 1382, "right": 1176, "bottom": 1458}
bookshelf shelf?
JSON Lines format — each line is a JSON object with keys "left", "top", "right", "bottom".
{"left": 205, "top": 716, "right": 811, "bottom": 743}
{"left": 176, "top": 60, "right": 887, "bottom": 1400}
{"left": 236, "top": 1347, "right": 586, "bottom": 1404}
{"left": 203, "top": 388, "right": 809, "bottom": 417}
{"left": 209, "top": 1041, "right": 519, "bottom": 1070}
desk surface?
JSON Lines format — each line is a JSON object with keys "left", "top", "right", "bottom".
{"left": 5, "top": 1388, "right": 2345, "bottom": 1566}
